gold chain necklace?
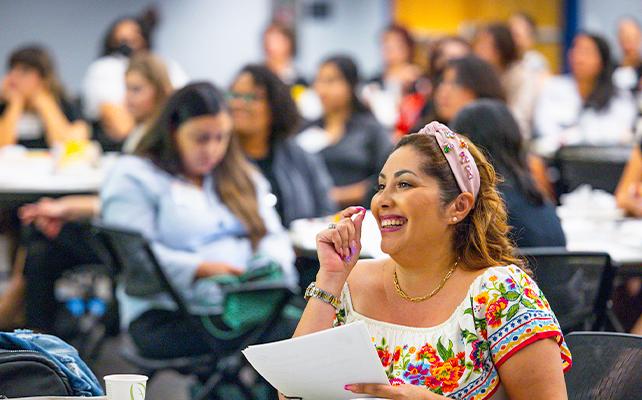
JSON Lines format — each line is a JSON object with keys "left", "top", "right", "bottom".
{"left": 393, "top": 259, "right": 459, "bottom": 302}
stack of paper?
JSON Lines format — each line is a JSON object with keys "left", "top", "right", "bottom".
{"left": 243, "top": 321, "right": 389, "bottom": 400}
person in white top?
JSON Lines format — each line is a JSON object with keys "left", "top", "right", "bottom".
{"left": 533, "top": 32, "right": 637, "bottom": 155}
{"left": 474, "top": 23, "right": 540, "bottom": 140}
{"left": 82, "top": 12, "right": 187, "bottom": 150}
{"left": 509, "top": 12, "right": 550, "bottom": 77}
{"left": 613, "top": 16, "right": 641, "bottom": 92}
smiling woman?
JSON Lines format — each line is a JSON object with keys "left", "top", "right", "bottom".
{"left": 289, "top": 122, "right": 571, "bottom": 400}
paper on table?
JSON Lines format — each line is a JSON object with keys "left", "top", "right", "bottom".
{"left": 243, "top": 321, "right": 389, "bottom": 400}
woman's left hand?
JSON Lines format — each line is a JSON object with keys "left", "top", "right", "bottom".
{"left": 345, "top": 383, "right": 442, "bottom": 399}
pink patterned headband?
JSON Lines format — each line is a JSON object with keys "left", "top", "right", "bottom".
{"left": 418, "top": 121, "right": 480, "bottom": 199}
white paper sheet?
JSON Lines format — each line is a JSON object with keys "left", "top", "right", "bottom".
{"left": 243, "top": 321, "right": 389, "bottom": 400}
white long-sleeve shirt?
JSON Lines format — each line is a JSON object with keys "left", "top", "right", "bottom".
{"left": 533, "top": 75, "right": 637, "bottom": 155}
{"left": 100, "top": 155, "right": 297, "bottom": 326}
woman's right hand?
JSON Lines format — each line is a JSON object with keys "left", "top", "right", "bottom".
{"left": 315, "top": 206, "right": 366, "bottom": 283}
{"left": 195, "top": 261, "right": 244, "bottom": 279}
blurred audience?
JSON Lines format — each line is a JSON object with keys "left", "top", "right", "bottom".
{"left": 101, "top": 82, "right": 297, "bottom": 358}
{"left": 474, "top": 23, "right": 539, "bottom": 139}
{"left": 533, "top": 32, "right": 637, "bottom": 155}
{"left": 298, "top": 55, "right": 392, "bottom": 208}
{"left": 82, "top": 10, "right": 187, "bottom": 151}
{"left": 509, "top": 12, "right": 550, "bottom": 76}
{"left": 452, "top": 99, "right": 565, "bottom": 247}
{"left": 364, "top": 24, "right": 421, "bottom": 128}
{"left": 0, "top": 45, "right": 88, "bottom": 148}
{"left": 229, "top": 64, "right": 336, "bottom": 226}
{"left": 409, "top": 36, "right": 470, "bottom": 133}
{"left": 263, "top": 22, "right": 306, "bottom": 87}
{"left": 121, "top": 52, "right": 173, "bottom": 153}
{"left": 433, "top": 55, "right": 504, "bottom": 124}
{"left": 613, "top": 16, "right": 642, "bottom": 92}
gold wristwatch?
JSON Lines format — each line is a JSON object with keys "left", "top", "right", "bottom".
{"left": 304, "top": 282, "right": 341, "bottom": 311}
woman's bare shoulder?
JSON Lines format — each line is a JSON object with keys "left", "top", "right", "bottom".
{"left": 347, "top": 258, "right": 388, "bottom": 292}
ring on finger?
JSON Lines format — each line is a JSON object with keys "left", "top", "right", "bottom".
{"left": 328, "top": 223, "right": 337, "bottom": 229}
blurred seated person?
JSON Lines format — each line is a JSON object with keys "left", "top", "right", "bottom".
{"left": 121, "top": 52, "right": 173, "bottom": 152}
{"left": 615, "top": 139, "right": 642, "bottom": 217}
{"left": 82, "top": 9, "right": 187, "bottom": 151}
{"left": 298, "top": 55, "right": 392, "bottom": 208}
{"left": 410, "top": 35, "right": 470, "bottom": 133}
{"left": 364, "top": 24, "right": 421, "bottom": 128}
{"left": 262, "top": 22, "right": 306, "bottom": 87}
{"left": 229, "top": 64, "right": 336, "bottom": 227}
{"left": 509, "top": 12, "right": 550, "bottom": 76}
{"left": 15, "top": 53, "right": 175, "bottom": 333}
{"left": 452, "top": 99, "right": 566, "bottom": 247}
{"left": 533, "top": 32, "right": 637, "bottom": 155}
{"left": 474, "top": 23, "right": 539, "bottom": 139}
{"left": 101, "top": 82, "right": 297, "bottom": 359}
{"left": 0, "top": 45, "right": 88, "bottom": 148}
{"left": 433, "top": 55, "right": 505, "bottom": 125}
{"left": 613, "top": 16, "right": 642, "bottom": 92}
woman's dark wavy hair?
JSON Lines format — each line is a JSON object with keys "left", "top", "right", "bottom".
{"left": 446, "top": 55, "right": 506, "bottom": 101}
{"left": 480, "top": 23, "right": 519, "bottom": 69}
{"left": 574, "top": 32, "right": 616, "bottom": 112}
{"left": 451, "top": 99, "right": 545, "bottom": 206}
{"left": 235, "top": 64, "right": 301, "bottom": 142}
{"left": 320, "top": 55, "right": 370, "bottom": 114}
{"left": 100, "top": 7, "right": 158, "bottom": 56}
{"left": 135, "top": 81, "right": 267, "bottom": 248}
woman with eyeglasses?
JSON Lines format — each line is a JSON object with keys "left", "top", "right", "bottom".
{"left": 228, "top": 64, "right": 335, "bottom": 227}
{"left": 299, "top": 55, "right": 393, "bottom": 208}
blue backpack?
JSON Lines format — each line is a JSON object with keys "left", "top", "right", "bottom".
{"left": 0, "top": 330, "right": 103, "bottom": 397}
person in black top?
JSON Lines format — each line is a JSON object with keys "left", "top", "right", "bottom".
{"left": 451, "top": 99, "right": 566, "bottom": 248}
{"left": 0, "top": 45, "right": 87, "bottom": 148}
{"left": 302, "top": 55, "right": 392, "bottom": 208}
{"left": 229, "top": 64, "right": 336, "bottom": 227}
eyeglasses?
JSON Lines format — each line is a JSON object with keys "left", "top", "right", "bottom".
{"left": 226, "top": 91, "right": 266, "bottom": 103}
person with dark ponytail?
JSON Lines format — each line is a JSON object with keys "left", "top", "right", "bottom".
{"left": 298, "top": 55, "right": 392, "bottom": 208}
{"left": 101, "top": 82, "right": 297, "bottom": 359}
{"left": 451, "top": 99, "right": 566, "bottom": 248}
{"left": 82, "top": 8, "right": 187, "bottom": 151}
{"left": 533, "top": 32, "right": 637, "bottom": 155}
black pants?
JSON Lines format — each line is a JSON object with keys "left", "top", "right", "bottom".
{"left": 22, "top": 223, "right": 102, "bottom": 333}
{"left": 129, "top": 309, "right": 297, "bottom": 359}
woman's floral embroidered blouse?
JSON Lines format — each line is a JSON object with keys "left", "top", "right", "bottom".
{"left": 334, "top": 265, "right": 572, "bottom": 399}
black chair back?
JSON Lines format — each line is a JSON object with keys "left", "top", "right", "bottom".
{"left": 517, "top": 247, "right": 615, "bottom": 332}
{"left": 565, "top": 331, "right": 642, "bottom": 400}
{"left": 555, "top": 145, "right": 631, "bottom": 194}
{"left": 92, "top": 224, "right": 190, "bottom": 317}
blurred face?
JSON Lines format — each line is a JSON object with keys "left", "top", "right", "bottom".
{"left": 434, "top": 67, "right": 476, "bottom": 122}
{"left": 264, "top": 28, "right": 292, "bottom": 60}
{"left": 314, "top": 63, "right": 352, "bottom": 113}
{"left": 125, "top": 71, "right": 158, "bottom": 123}
{"left": 569, "top": 35, "right": 603, "bottom": 82}
{"left": 228, "top": 72, "right": 271, "bottom": 139}
{"left": 509, "top": 15, "right": 534, "bottom": 52}
{"left": 113, "top": 20, "right": 146, "bottom": 52}
{"left": 175, "top": 113, "right": 233, "bottom": 178}
{"left": 473, "top": 31, "right": 500, "bottom": 68}
{"left": 4, "top": 64, "right": 43, "bottom": 97}
{"left": 372, "top": 145, "right": 450, "bottom": 256}
{"left": 618, "top": 20, "right": 642, "bottom": 56}
{"left": 382, "top": 31, "right": 410, "bottom": 66}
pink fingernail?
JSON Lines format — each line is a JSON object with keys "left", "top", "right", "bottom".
{"left": 351, "top": 241, "right": 357, "bottom": 255}
{"left": 344, "top": 385, "right": 352, "bottom": 391}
